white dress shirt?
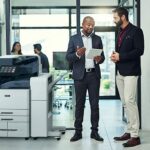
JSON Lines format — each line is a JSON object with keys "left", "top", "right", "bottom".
{"left": 81, "top": 32, "right": 94, "bottom": 69}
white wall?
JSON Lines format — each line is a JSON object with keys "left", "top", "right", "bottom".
{"left": 0, "top": 0, "right": 6, "bottom": 55}
{"left": 141, "top": 0, "right": 150, "bottom": 130}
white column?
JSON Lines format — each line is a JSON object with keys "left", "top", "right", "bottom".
{"left": 141, "top": 0, "right": 150, "bottom": 130}
{"left": 0, "top": 0, "right": 6, "bottom": 55}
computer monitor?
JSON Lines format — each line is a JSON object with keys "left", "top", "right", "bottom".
{"left": 53, "top": 52, "right": 70, "bottom": 70}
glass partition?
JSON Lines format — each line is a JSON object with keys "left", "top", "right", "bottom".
{"left": 11, "top": 6, "right": 133, "bottom": 98}
{"left": 12, "top": 29, "right": 69, "bottom": 66}
{"left": 95, "top": 32, "right": 115, "bottom": 96}
{"left": 80, "top": 9, "right": 115, "bottom": 26}
{"left": 12, "top": 9, "right": 69, "bottom": 27}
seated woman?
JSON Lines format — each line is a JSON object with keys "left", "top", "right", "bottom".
{"left": 11, "top": 42, "right": 22, "bottom": 55}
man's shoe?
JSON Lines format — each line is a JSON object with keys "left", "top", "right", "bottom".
{"left": 123, "top": 137, "right": 141, "bottom": 147}
{"left": 70, "top": 132, "right": 82, "bottom": 142}
{"left": 114, "top": 133, "right": 130, "bottom": 141}
{"left": 90, "top": 131, "right": 104, "bottom": 141}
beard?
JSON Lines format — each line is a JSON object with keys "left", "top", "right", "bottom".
{"left": 86, "top": 30, "right": 93, "bottom": 36}
{"left": 83, "top": 29, "right": 93, "bottom": 36}
{"left": 115, "top": 19, "right": 123, "bottom": 28}
{"left": 34, "top": 50, "right": 37, "bottom": 54}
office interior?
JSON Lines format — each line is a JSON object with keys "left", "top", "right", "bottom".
{"left": 0, "top": 0, "right": 150, "bottom": 150}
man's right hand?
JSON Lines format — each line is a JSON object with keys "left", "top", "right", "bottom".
{"left": 76, "top": 47, "right": 86, "bottom": 56}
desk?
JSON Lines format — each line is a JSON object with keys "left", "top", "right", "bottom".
{"left": 56, "top": 80, "right": 74, "bottom": 85}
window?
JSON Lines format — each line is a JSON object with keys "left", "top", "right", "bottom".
{"left": 11, "top": 7, "right": 134, "bottom": 97}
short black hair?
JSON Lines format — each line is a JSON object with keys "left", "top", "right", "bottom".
{"left": 33, "top": 43, "right": 42, "bottom": 51}
{"left": 83, "top": 16, "right": 95, "bottom": 24}
{"left": 112, "top": 7, "right": 129, "bottom": 21}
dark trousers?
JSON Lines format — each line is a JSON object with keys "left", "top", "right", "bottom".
{"left": 74, "top": 72, "right": 100, "bottom": 132}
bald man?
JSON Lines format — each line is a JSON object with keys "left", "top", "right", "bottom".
{"left": 66, "top": 16, "right": 105, "bottom": 142}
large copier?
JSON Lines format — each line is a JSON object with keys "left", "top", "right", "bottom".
{"left": 0, "top": 55, "right": 63, "bottom": 140}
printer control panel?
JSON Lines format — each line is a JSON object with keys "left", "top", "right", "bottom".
{"left": 0, "top": 66, "right": 17, "bottom": 76}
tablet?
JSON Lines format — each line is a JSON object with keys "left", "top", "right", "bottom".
{"left": 86, "top": 49, "right": 103, "bottom": 59}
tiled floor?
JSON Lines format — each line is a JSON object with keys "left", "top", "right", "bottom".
{"left": 0, "top": 100, "right": 150, "bottom": 150}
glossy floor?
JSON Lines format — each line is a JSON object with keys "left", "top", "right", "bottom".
{"left": 0, "top": 100, "right": 150, "bottom": 150}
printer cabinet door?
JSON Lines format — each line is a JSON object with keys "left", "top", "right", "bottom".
{"left": 8, "top": 122, "right": 29, "bottom": 137}
{"left": 0, "top": 90, "right": 29, "bottom": 109}
{"left": 0, "top": 122, "right": 7, "bottom": 137}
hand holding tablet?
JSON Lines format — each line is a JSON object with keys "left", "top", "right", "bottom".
{"left": 86, "top": 49, "right": 103, "bottom": 59}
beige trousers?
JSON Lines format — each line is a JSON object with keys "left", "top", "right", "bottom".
{"left": 116, "top": 72, "right": 139, "bottom": 137}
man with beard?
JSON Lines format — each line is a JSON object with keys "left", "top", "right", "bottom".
{"left": 110, "top": 7, "right": 144, "bottom": 147}
{"left": 66, "top": 16, "right": 105, "bottom": 142}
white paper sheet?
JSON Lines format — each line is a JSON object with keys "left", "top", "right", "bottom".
{"left": 86, "top": 49, "right": 103, "bottom": 59}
